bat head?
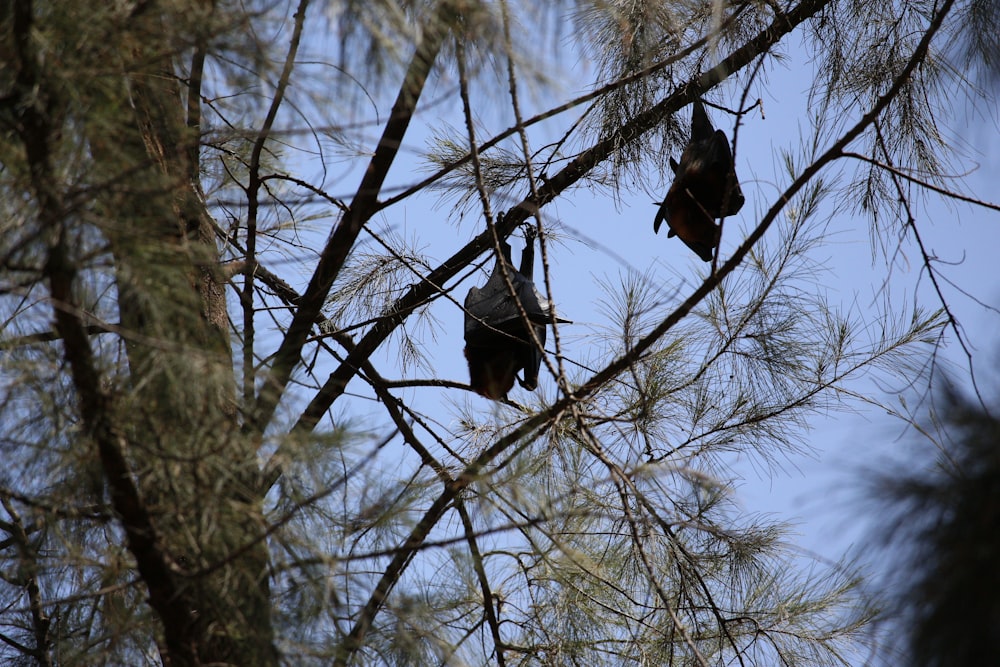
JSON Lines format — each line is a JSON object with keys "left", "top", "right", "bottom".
{"left": 465, "top": 344, "right": 519, "bottom": 400}
{"left": 656, "top": 192, "right": 718, "bottom": 262}
{"left": 679, "top": 234, "right": 717, "bottom": 263}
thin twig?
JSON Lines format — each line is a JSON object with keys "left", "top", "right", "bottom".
{"left": 251, "top": 0, "right": 452, "bottom": 439}
{"left": 456, "top": 500, "right": 508, "bottom": 667}
{"left": 244, "top": 0, "right": 311, "bottom": 408}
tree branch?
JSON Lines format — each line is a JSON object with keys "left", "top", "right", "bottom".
{"left": 0, "top": 497, "right": 53, "bottom": 667}
{"left": 46, "top": 234, "right": 198, "bottom": 667}
{"left": 251, "top": 0, "right": 454, "bottom": 436}
{"left": 14, "top": 2, "right": 200, "bottom": 661}
{"left": 456, "top": 500, "right": 507, "bottom": 667}
{"left": 244, "top": 0, "right": 311, "bottom": 407}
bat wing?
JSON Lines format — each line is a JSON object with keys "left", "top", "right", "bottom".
{"left": 464, "top": 250, "right": 523, "bottom": 340}
{"left": 652, "top": 100, "right": 739, "bottom": 263}
{"left": 653, "top": 199, "right": 671, "bottom": 234}
{"left": 511, "top": 272, "right": 546, "bottom": 325}
{"left": 464, "top": 264, "right": 528, "bottom": 399}
{"left": 672, "top": 133, "right": 744, "bottom": 220}
{"left": 707, "top": 130, "right": 744, "bottom": 216}
{"left": 689, "top": 102, "right": 745, "bottom": 218}
{"left": 517, "top": 322, "right": 546, "bottom": 390}
{"left": 464, "top": 238, "right": 564, "bottom": 397}
{"left": 707, "top": 130, "right": 733, "bottom": 168}
{"left": 464, "top": 280, "right": 516, "bottom": 341}
{"left": 677, "top": 236, "right": 715, "bottom": 262}
{"left": 463, "top": 285, "right": 490, "bottom": 339}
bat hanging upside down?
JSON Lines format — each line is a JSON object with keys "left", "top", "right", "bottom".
{"left": 654, "top": 99, "right": 745, "bottom": 262}
{"left": 463, "top": 232, "right": 558, "bottom": 400}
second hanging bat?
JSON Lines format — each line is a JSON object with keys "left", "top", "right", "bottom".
{"left": 654, "top": 99, "right": 745, "bottom": 262}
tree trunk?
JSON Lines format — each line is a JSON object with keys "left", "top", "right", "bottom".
{"left": 84, "top": 6, "right": 277, "bottom": 665}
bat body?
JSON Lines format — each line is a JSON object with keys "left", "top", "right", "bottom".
{"left": 654, "top": 99, "right": 745, "bottom": 262}
{"left": 464, "top": 238, "right": 551, "bottom": 400}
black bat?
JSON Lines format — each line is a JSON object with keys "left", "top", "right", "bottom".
{"left": 463, "top": 235, "right": 552, "bottom": 400}
{"left": 654, "top": 99, "right": 745, "bottom": 262}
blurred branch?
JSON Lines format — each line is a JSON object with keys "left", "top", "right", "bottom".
{"left": 0, "top": 497, "right": 52, "bottom": 666}
{"left": 12, "top": 1, "right": 199, "bottom": 659}
{"left": 0, "top": 323, "right": 111, "bottom": 350}
{"left": 456, "top": 500, "right": 507, "bottom": 666}
{"left": 45, "top": 232, "right": 197, "bottom": 666}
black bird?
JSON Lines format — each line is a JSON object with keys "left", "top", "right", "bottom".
{"left": 654, "top": 99, "right": 745, "bottom": 262}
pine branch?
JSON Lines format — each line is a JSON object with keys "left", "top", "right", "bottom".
{"left": 251, "top": 0, "right": 455, "bottom": 437}
{"left": 0, "top": 497, "right": 53, "bottom": 667}
{"left": 456, "top": 500, "right": 507, "bottom": 666}
{"left": 13, "top": 3, "right": 199, "bottom": 661}
{"left": 244, "top": 0, "right": 311, "bottom": 407}
{"left": 46, "top": 230, "right": 198, "bottom": 667}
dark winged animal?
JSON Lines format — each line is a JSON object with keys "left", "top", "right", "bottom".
{"left": 463, "top": 235, "right": 553, "bottom": 400}
{"left": 654, "top": 99, "right": 745, "bottom": 262}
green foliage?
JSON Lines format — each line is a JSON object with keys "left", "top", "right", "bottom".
{"left": 0, "top": 0, "right": 993, "bottom": 665}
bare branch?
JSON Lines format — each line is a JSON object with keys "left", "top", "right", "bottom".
{"left": 252, "top": 0, "right": 455, "bottom": 437}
